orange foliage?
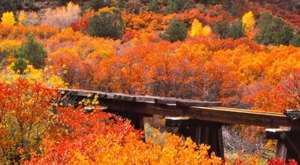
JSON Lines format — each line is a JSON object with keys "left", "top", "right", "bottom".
{"left": 175, "top": 6, "right": 234, "bottom": 25}
{"left": 0, "top": 79, "right": 57, "bottom": 163}
{"left": 71, "top": 10, "right": 95, "bottom": 32}
{"left": 122, "top": 11, "right": 170, "bottom": 32}
{"left": 0, "top": 25, "right": 58, "bottom": 41}
{"left": 26, "top": 106, "right": 222, "bottom": 165}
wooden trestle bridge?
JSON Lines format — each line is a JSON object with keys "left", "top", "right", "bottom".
{"left": 59, "top": 88, "right": 300, "bottom": 162}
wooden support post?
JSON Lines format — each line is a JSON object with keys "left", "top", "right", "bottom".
{"left": 204, "top": 122, "right": 224, "bottom": 158}
{"left": 266, "top": 127, "right": 300, "bottom": 162}
{"left": 285, "top": 130, "right": 300, "bottom": 162}
{"left": 277, "top": 133, "right": 288, "bottom": 160}
{"left": 166, "top": 118, "right": 224, "bottom": 158}
{"left": 266, "top": 128, "right": 289, "bottom": 160}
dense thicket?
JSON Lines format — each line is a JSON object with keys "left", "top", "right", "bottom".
{"left": 0, "top": 1, "right": 299, "bottom": 164}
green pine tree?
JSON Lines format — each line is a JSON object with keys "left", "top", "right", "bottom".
{"left": 227, "top": 21, "right": 244, "bottom": 39}
{"left": 289, "top": 28, "right": 300, "bottom": 47}
{"left": 166, "top": 0, "right": 184, "bottom": 13}
{"left": 87, "top": 8, "right": 124, "bottom": 40}
{"left": 12, "top": 58, "right": 27, "bottom": 74}
{"left": 148, "top": 0, "right": 159, "bottom": 12}
{"left": 0, "top": 0, "right": 21, "bottom": 17}
{"left": 255, "top": 12, "right": 293, "bottom": 46}
{"left": 160, "top": 19, "right": 187, "bottom": 42}
{"left": 89, "top": 0, "right": 106, "bottom": 10}
{"left": 16, "top": 34, "right": 47, "bottom": 69}
{"left": 213, "top": 20, "right": 229, "bottom": 39}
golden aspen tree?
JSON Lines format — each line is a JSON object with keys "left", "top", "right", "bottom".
{"left": 242, "top": 11, "right": 255, "bottom": 38}
{"left": 190, "top": 19, "right": 203, "bottom": 37}
{"left": 190, "top": 19, "right": 211, "bottom": 37}
{"left": 18, "top": 11, "right": 25, "bottom": 25}
{"left": 202, "top": 25, "right": 212, "bottom": 36}
{"left": 1, "top": 12, "right": 16, "bottom": 26}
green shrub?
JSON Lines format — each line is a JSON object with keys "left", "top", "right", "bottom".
{"left": 87, "top": 8, "right": 124, "bottom": 40}
{"left": 255, "top": 12, "right": 293, "bottom": 46}
{"left": 89, "top": 0, "right": 113, "bottom": 10}
{"left": 289, "top": 28, "right": 300, "bottom": 47}
{"left": 0, "top": 0, "right": 37, "bottom": 17}
{"left": 165, "top": 0, "right": 193, "bottom": 13}
{"left": 16, "top": 34, "right": 47, "bottom": 69}
{"left": 227, "top": 21, "right": 244, "bottom": 39}
{"left": 213, "top": 20, "right": 244, "bottom": 39}
{"left": 213, "top": 20, "right": 229, "bottom": 39}
{"left": 148, "top": 0, "right": 159, "bottom": 12}
{"left": 0, "top": 0, "right": 21, "bottom": 17}
{"left": 160, "top": 19, "right": 187, "bottom": 42}
{"left": 12, "top": 57, "right": 27, "bottom": 74}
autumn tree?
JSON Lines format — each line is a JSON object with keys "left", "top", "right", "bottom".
{"left": 190, "top": 19, "right": 211, "bottom": 37}
{"left": 40, "top": 2, "right": 81, "bottom": 30}
{"left": 190, "top": 19, "right": 202, "bottom": 37}
{"left": 0, "top": 39, "right": 21, "bottom": 64}
{"left": 1, "top": 11, "right": 16, "bottom": 26}
{"left": 242, "top": 11, "right": 255, "bottom": 38}
{"left": 25, "top": 103, "right": 222, "bottom": 164}
{"left": 18, "top": 10, "right": 25, "bottom": 25}
{"left": 160, "top": 19, "right": 187, "bottom": 42}
{"left": 0, "top": 79, "right": 56, "bottom": 163}
{"left": 87, "top": 7, "right": 124, "bottom": 40}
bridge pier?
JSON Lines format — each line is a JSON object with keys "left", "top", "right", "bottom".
{"left": 166, "top": 118, "right": 224, "bottom": 158}
{"left": 266, "top": 127, "right": 300, "bottom": 162}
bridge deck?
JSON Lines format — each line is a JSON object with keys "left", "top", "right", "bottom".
{"left": 59, "top": 88, "right": 294, "bottom": 128}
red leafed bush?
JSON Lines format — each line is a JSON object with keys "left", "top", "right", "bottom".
{"left": 71, "top": 11, "right": 95, "bottom": 32}
{"left": 268, "top": 157, "right": 298, "bottom": 165}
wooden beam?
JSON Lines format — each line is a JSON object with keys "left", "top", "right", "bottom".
{"left": 187, "top": 106, "right": 293, "bottom": 128}
{"left": 59, "top": 88, "right": 294, "bottom": 128}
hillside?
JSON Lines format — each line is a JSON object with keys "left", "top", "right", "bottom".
{"left": 0, "top": 0, "right": 299, "bottom": 164}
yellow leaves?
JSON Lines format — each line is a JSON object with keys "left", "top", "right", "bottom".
{"left": 264, "top": 139, "right": 276, "bottom": 149}
{"left": 190, "top": 19, "right": 202, "bottom": 37}
{"left": 97, "top": 7, "right": 115, "bottom": 13}
{"left": 67, "top": 130, "right": 222, "bottom": 165}
{"left": 0, "top": 64, "right": 66, "bottom": 88}
{"left": 1, "top": 12, "right": 16, "bottom": 26}
{"left": 202, "top": 25, "right": 212, "bottom": 36}
{"left": 242, "top": 11, "right": 255, "bottom": 38}
{"left": 18, "top": 11, "right": 25, "bottom": 25}
{"left": 190, "top": 19, "right": 211, "bottom": 37}
{"left": 0, "top": 39, "right": 22, "bottom": 57}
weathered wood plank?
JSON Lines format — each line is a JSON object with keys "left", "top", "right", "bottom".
{"left": 60, "top": 88, "right": 221, "bottom": 106}
{"left": 59, "top": 88, "right": 294, "bottom": 128}
{"left": 176, "top": 99, "right": 222, "bottom": 107}
{"left": 188, "top": 106, "right": 292, "bottom": 127}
